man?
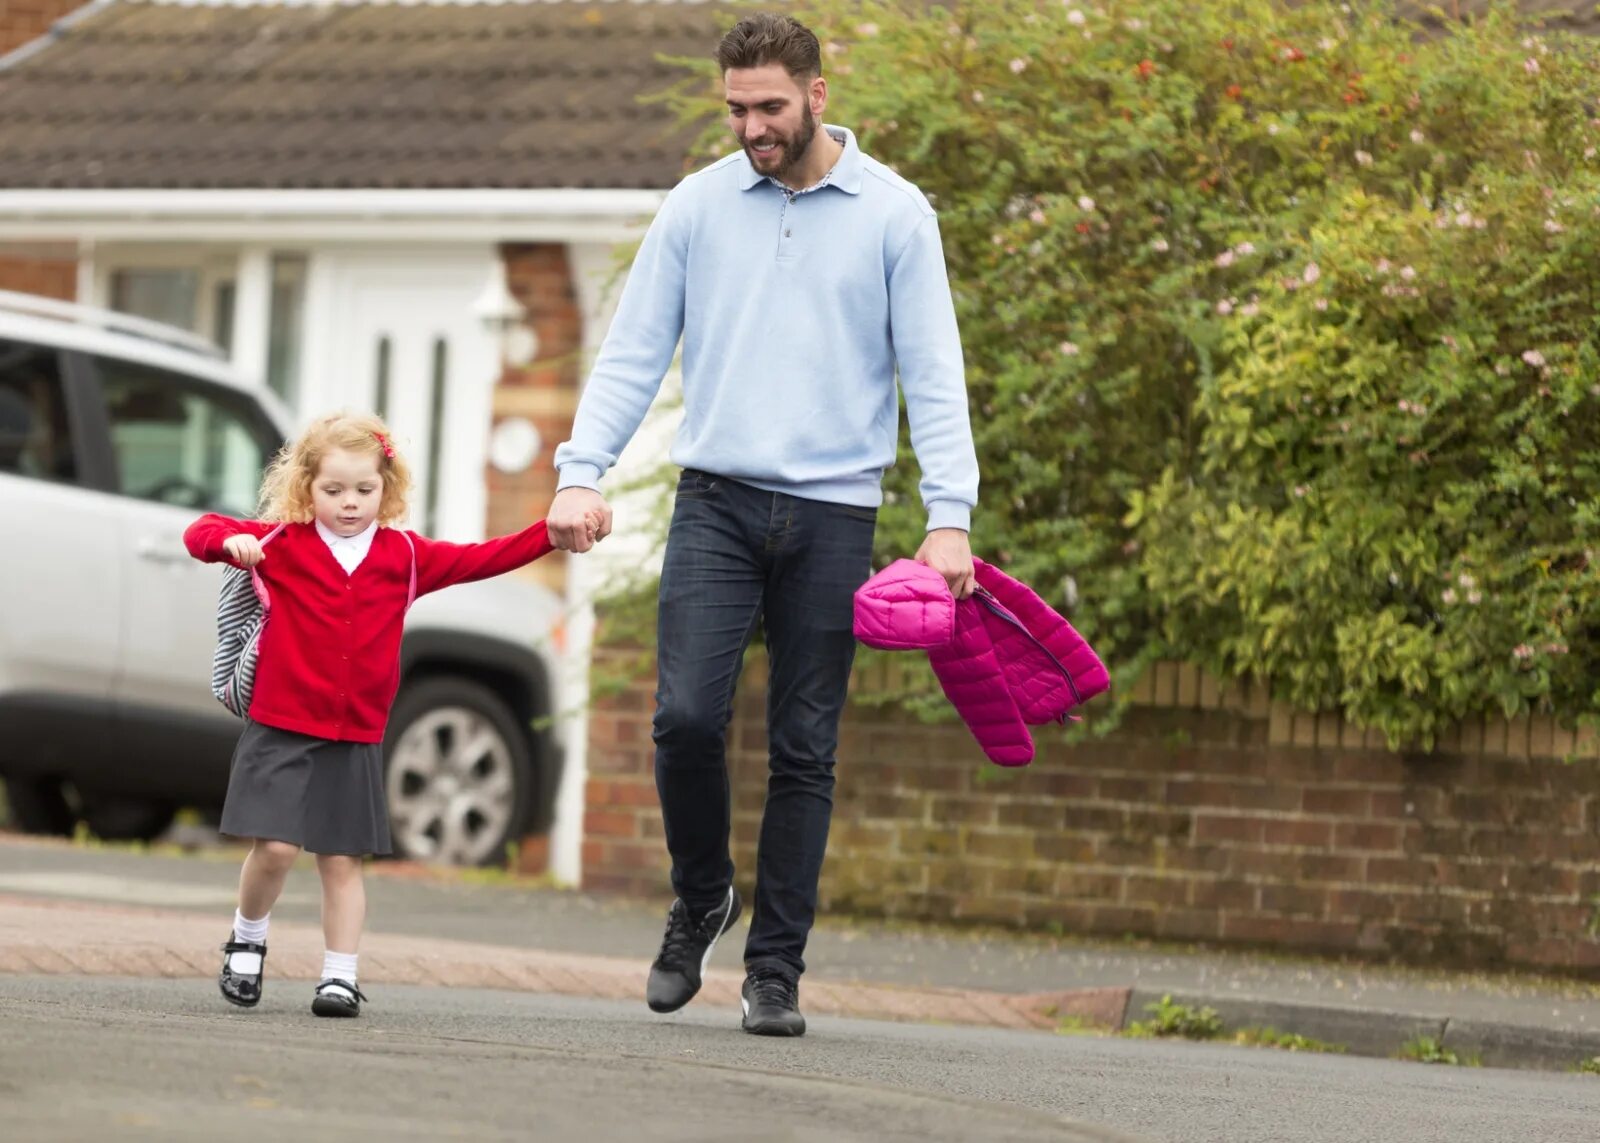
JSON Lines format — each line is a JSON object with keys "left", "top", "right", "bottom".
{"left": 547, "top": 11, "right": 979, "bottom": 1037}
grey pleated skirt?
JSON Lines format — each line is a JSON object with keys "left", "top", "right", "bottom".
{"left": 219, "top": 720, "right": 392, "bottom": 856}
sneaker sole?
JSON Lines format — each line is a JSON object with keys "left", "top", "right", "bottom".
{"left": 220, "top": 988, "right": 260, "bottom": 1009}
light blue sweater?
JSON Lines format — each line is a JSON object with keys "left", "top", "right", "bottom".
{"left": 554, "top": 126, "right": 979, "bottom": 532}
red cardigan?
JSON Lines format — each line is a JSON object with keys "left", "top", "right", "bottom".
{"left": 185, "top": 515, "right": 555, "bottom": 743}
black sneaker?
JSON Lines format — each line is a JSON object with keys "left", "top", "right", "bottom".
{"left": 646, "top": 886, "right": 742, "bottom": 1013}
{"left": 219, "top": 934, "right": 267, "bottom": 1008}
{"left": 311, "top": 978, "right": 368, "bottom": 1018}
{"left": 741, "top": 968, "right": 805, "bottom": 1037}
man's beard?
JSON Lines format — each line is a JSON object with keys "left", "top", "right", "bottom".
{"left": 745, "top": 105, "right": 817, "bottom": 178}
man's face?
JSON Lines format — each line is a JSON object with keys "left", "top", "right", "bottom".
{"left": 725, "top": 63, "right": 824, "bottom": 179}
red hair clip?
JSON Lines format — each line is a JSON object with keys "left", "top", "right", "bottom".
{"left": 374, "top": 431, "right": 394, "bottom": 458}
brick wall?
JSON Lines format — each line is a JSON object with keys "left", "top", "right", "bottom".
{"left": 585, "top": 649, "right": 1600, "bottom": 975}
{"left": 0, "top": 254, "right": 75, "bottom": 301}
{"left": 488, "top": 243, "right": 582, "bottom": 598}
{"left": 0, "top": 0, "right": 84, "bottom": 56}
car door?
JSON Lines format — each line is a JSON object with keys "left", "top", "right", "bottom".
{"left": 0, "top": 338, "right": 124, "bottom": 708}
{"left": 85, "top": 353, "right": 284, "bottom": 721}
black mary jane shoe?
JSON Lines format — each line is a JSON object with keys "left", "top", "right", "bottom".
{"left": 311, "top": 978, "right": 368, "bottom": 1018}
{"left": 219, "top": 936, "right": 267, "bottom": 1008}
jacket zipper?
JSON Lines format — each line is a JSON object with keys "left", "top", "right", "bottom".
{"left": 971, "top": 586, "right": 1086, "bottom": 716}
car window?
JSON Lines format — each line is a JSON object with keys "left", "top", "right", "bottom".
{"left": 96, "top": 357, "right": 279, "bottom": 517}
{"left": 0, "top": 339, "right": 77, "bottom": 483}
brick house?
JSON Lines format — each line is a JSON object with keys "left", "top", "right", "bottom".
{"left": 0, "top": 0, "right": 727, "bottom": 882}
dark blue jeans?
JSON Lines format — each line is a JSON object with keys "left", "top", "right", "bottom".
{"left": 653, "top": 469, "right": 876, "bottom": 981}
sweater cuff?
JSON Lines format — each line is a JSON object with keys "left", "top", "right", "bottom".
{"left": 556, "top": 462, "right": 605, "bottom": 493}
{"left": 925, "top": 500, "right": 971, "bottom": 533}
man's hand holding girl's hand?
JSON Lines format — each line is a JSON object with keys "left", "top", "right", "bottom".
{"left": 223, "top": 534, "right": 266, "bottom": 567}
{"left": 548, "top": 487, "right": 614, "bottom": 553}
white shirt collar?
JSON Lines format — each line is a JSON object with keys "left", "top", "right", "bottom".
{"left": 315, "top": 519, "right": 378, "bottom": 573}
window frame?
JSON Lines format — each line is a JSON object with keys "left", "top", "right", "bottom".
{"left": 68, "top": 350, "right": 283, "bottom": 517}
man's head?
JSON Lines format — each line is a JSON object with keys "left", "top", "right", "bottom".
{"left": 716, "top": 13, "right": 826, "bottom": 180}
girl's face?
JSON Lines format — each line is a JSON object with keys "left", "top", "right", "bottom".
{"left": 312, "top": 447, "right": 384, "bottom": 537}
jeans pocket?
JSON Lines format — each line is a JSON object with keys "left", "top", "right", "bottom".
{"left": 837, "top": 504, "right": 878, "bottom": 524}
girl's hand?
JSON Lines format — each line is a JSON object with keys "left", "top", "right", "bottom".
{"left": 583, "top": 508, "right": 605, "bottom": 546}
{"left": 223, "top": 534, "right": 265, "bottom": 567}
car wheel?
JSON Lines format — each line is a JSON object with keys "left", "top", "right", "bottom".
{"left": 77, "top": 793, "right": 177, "bottom": 842}
{"left": 384, "top": 677, "right": 534, "bottom": 867}
{"left": 3, "top": 776, "right": 75, "bottom": 836}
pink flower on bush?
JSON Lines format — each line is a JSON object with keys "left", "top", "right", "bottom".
{"left": 1545, "top": 219, "right": 1564, "bottom": 233}
{"left": 1066, "top": 8, "right": 1086, "bottom": 26}
{"left": 1078, "top": 195, "right": 1096, "bottom": 212}
{"left": 1355, "top": 150, "right": 1373, "bottom": 166}
{"left": 1030, "top": 208, "right": 1046, "bottom": 224}
{"left": 1410, "top": 129, "right": 1426, "bottom": 144}
{"left": 1303, "top": 262, "right": 1321, "bottom": 284}
{"left": 1467, "top": 590, "right": 1483, "bottom": 604}
{"left": 1151, "top": 237, "right": 1170, "bottom": 252}
{"left": 1512, "top": 644, "right": 1535, "bottom": 662}
{"left": 1441, "top": 588, "right": 1458, "bottom": 605}
{"left": 1400, "top": 265, "right": 1417, "bottom": 281}
{"left": 1235, "top": 242, "right": 1256, "bottom": 256}
{"left": 1522, "top": 349, "right": 1546, "bottom": 368}
{"left": 1216, "top": 299, "right": 1234, "bottom": 316}
{"left": 1010, "top": 58, "right": 1029, "bottom": 74}
{"left": 1215, "top": 250, "right": 1236, "bottom": 268}
{"left": 1293, "top": 485, "right": 1309, "bottom": 498}
{"left": 1525, "top": 58, "right": 1540, "bottom": 75}
{"left": 1314, "top": 298, "right": 1329, "bottom": 311}
{"left": 1059, "top": 341, "right": 1080, "bottom": 356}
{"left": 856, "top": 23, "right": 880, "bottom": 36}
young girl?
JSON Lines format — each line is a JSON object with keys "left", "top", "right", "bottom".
{"left": 184, "top": 411, "right": 589, "bottom": 1018}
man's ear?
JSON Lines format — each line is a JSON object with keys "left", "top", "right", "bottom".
{"left": 809, "top": 75, "right": 828, "bottom": 118}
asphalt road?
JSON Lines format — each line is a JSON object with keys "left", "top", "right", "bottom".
{"left": 4, "top": 975, "right": 1599, "bottom": 1143}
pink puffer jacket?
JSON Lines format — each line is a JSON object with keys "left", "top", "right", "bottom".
{"left": 852, "top": 558, "right": 1110, "bottom": 766}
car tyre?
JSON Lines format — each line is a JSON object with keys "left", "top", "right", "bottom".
{"left": 383, "top": 677, "right": 535, "bottom": 867}
{"left": 3, "top": 776, "right": 76, "bottom": 836}
{"left": 78, "top": 793, "right": 177, "bottom": 842}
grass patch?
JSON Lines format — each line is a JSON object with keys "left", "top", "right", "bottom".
{"left": 1124, "top": 995, "right": 1225, "bottom": 1041}
{"left": 1397, "top": 1035, "right": 1480, "bottom": 1067}
{"left": 1575, "top": 1056, "right": 1600, "bottom": 1075}
{"left": 1232, "top": 1027, "right": 1345, "bottom": 1054}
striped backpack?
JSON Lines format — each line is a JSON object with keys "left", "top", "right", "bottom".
{"left": 211, "top": 525, "right": 417, "bottom": 717}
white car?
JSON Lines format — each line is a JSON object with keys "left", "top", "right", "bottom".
{"left": 0, "top": 290, "right": 564, "bottom": 865}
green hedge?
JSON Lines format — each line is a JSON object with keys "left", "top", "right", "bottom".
{"left": 650, "top": 0, "right": 1600, "bottom": 744}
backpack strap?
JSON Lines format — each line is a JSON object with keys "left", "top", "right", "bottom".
{"left": 397, "top": 529, "right": 417, "bottom": 609}
{"left": 248, "top": 522, "right": 290, "bottom": 610}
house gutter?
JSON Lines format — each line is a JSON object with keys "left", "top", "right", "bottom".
{"left": 0, "top": 189, "right": 668, "bottom": 243}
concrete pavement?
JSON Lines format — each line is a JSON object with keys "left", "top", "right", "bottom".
{"left": 3, "top": 834, "right": 1600, "bottom": 1069}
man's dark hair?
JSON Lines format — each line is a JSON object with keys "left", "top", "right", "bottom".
{"left": 714, "top": 12, "right": 823, "bottom": 80}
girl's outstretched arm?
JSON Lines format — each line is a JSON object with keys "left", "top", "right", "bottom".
{"left": 410, "top": 520, "right": 557, "bottom": 595}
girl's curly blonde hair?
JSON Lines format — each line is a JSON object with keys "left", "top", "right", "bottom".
{"left": 257, "top": 411, "right": 413, "bottom": 526}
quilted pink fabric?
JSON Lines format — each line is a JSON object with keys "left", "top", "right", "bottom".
{"left": 852, "top": 558, "right": 1110, "bottom": 766}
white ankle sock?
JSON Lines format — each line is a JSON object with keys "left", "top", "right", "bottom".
{"left": 233, "top": 910, "right": 269, "bottom": 944}
{"left": 228, "top": 911, "right": 268, "bottom": 974}
{"left": 321, "top": 950, "right": 358, "bottom": 987}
